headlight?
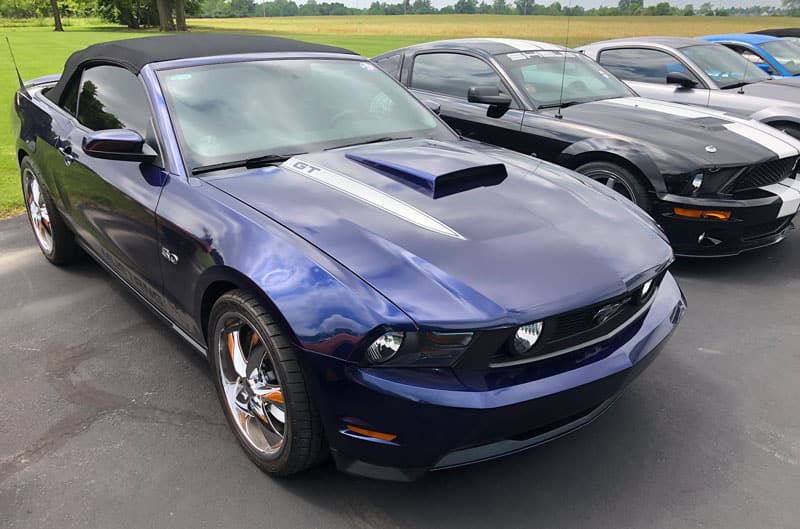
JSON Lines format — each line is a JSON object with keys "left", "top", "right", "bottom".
{"left": 665, "top": 167, "right": 742, "bottom": 196}
{"left": 511, "top": 322, "right": 544, "bottom": 356}
{"left": 363, "top": 331, "right": 474, "bottom": 367}
{"left": 365, "top": 332, "right": 404, "bottom": 364}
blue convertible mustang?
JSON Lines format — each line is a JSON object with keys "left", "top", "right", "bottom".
{"left": 12, "top": 35, "right": 685, "bottom": 480}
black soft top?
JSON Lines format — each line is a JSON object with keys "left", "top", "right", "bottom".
{"left": 46, "top": 33, "right": 357, "bottom": 104}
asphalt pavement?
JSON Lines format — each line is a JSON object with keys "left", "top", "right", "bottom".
{"left": 1, "top": 213, "right": 798, "bottom": 529}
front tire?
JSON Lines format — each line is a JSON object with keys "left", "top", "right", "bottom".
{"left": 208, "top": 289, "right": 326, "bottom": 476}
{"left": 20, "top": 156, "right": 80, "bottom": 265}
{"left": 575, "top": 160, "right": 651, "bottom": 210}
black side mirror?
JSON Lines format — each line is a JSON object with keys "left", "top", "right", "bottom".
{"left": 467, "top": 86, "right": 512, "bottom": 106}
{"left": 424, "top": 99, "right": 441, "bottom": 115}
{"left": 83, "top": 129, "right": 158, "bottom": 163}
{"left": 666, "top": 71, "right": 698, "bottom": 88}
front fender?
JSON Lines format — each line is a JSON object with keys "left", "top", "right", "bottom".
{"left": 752, "top": 107, "right": 800, "bottom": 128}
{"left": 557, "top": 137, "right": 668, "bottom": 194}
{"left": 157, "top": 176, "right": 415, "bottom": 362}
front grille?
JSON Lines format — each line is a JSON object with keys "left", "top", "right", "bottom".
{"left": 487, "top": 272, "right": 665, "bottom": 367}
{"left": 734, "top": 157, "right": 797, "bottom": 191}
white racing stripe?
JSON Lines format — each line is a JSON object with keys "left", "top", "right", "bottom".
{"left": 605, "top": 97, "right": 712, "bottom": 119}
{"left": 763, "top": 179, "right": 800, "bottom": 218}
{"left": 724, "top": 122, "right": 799, "bottom": 159}
{"left": 282, "top": 158, "right": 465, "bottom": 240}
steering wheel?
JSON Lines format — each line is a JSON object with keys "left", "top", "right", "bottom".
{"left": 566, "top": 80, "right": 588, "bottom": 93}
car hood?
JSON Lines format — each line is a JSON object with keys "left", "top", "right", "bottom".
{"left": 206, "top": 139, "right": 672, "bottom": 329}
{"left": 737, "top": 78, "right": 800, "bottom": 102}
{"left": 549, "top": 97, "right": 800, "bottom": 167}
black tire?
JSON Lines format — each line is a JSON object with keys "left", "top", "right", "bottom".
{"left": 208, "top": 289, "right": 326, "bottom": 476}
{"left": 575, "top": 160, "right": 652, "bottom": 210}
{"left": 20, "top": 156, "right": 80, "bottom": 266}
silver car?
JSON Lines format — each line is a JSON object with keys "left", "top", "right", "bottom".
{"left": 579, "top": 37, "right": 800, "bottom": 138}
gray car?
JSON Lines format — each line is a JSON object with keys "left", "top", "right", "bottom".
{"left": 579, "top": 37, "right": 800, "bottom": 138}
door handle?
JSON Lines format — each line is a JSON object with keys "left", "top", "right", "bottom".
{"left": 58, "top": 145, "right": 74, "bottom": 166}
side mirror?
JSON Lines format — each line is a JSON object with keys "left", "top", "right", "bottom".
{"left": 424, "top": 99, "right": 441, "bottom": 115}
{"left": 467, "top": 86, "right": 512, "bottom": 106}
{"left": 83, "top": 129, "right": 157, "bottom": 163}
{"left": 666, "top": 71, "right": 698, "bottom": 88}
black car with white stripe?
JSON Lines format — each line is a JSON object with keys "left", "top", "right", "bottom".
{"left": 375, "top": 38, "right": 800, "bottom": 257}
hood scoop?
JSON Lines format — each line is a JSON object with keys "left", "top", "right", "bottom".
{"left": 346, "top": 144, "right": 507, "bottom": 198}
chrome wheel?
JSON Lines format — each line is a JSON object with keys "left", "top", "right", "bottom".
{"left": 583, "top": 169, "right": 638, "bottom": 204}
{"left": 217, "top": 314, "right": 287, "bottom": 455}
{"left": 23, "top": 168, "right": 53, "bottom": 253}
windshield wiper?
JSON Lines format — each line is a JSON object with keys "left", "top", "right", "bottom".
{"left": 325, "top": 136, "right": 412, "bottom": 151}
{"left": 537, "top": 100, "right": 583, "bottom": 110}
{"left": 192, "top": 153, "right": 304, "bottom": 176}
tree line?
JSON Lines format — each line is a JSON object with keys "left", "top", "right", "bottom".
{"left": 1, "top": 0, "right": 798, "bottom": 31}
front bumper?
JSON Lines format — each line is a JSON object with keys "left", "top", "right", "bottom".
{"left": 300, "top": 273, "right": 686, "bottom": 481}
{"left": 655, "top": 183, "right": 800, "bottom": 257}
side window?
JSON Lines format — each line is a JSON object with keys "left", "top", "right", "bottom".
{"left": 60, "top": 77, "right": 80, "bottom": 116}
{"left": 374, "top": 54, "right": 402, "bottom": 80}
{"left": 598, "top": 48, "right": 697, "bottom": 85}
{"left": 76, "top": 65, "right": 150, "bottom": 135}
{"left": 411, "top": 53, "right": 505, "bottom": 99}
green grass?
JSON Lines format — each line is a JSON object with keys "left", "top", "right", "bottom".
{"left": 3, "top": 15, "right": 800, "bottom": 217}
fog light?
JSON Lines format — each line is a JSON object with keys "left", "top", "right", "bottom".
{"left": 365, "top": 332, "right": 404, "bottom": 364}
{"left": 512, "top": 322, "right": 543, "bottom": 355}
{"left": 692, "top": 173, "right": 704, "bottom": 190}
{"left": 674, "top": 207, "right": 731, "bottom": 220}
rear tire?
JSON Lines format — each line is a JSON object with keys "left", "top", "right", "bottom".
{"left": 20, "top": 156, "right": 80, "bottom": 266}
{"left": 208, "top": 289, "right": 326, "bottom": 476}
{"left": 575, "top": 160, "right": 652, "bottom": 210}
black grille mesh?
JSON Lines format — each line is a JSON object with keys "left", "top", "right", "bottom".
{"left": 734, "top": 157, "right": 797, "bottom": 191}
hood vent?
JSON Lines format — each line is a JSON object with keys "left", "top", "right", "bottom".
{"left": 346, "top": 145, "right": 507, "bottom": 199}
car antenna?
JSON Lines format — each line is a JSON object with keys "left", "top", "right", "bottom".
{"left": 6, "top": 36, "right": 29, "bottom": 96}
{"left": 555, "top": 0, "right": 573, "bottom": 119}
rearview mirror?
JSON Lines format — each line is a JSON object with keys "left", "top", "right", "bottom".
{"left": 83, "top": 129, "right": 158, "bottom": 163}
{"left": 467, "top": 86, "right": 512, "bottom": 106}
{"left": 666, "top": 71, "right": 698, "bottom": 88}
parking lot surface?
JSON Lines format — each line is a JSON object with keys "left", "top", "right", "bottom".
{"left": 1, "top": 213, "right": 798, "bottom": 529}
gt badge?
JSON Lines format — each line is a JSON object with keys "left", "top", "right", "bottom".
{"left": 161, "top": 247, "right": 179, "bottom": 265}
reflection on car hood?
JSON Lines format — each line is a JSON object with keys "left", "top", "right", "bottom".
{"left": 207, "top": 139, "right": 672, "bottom": 328}
{"left": 553, "top": 97, "right": 800, "bottom": 167}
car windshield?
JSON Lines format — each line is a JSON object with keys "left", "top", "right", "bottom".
{"left": 157, "top": 58, "right": 451, "bottom": 171}
{"left": 680, "top": 44, "right": 770, "bottom": 88}
{"left": 497, "top": 50, "right": 633, "bottom": 108}
{"left": 761, "top": 39, "right": 800, "bottom": 75}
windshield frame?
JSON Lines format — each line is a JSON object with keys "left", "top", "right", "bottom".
{"left": 679, "top": 43, "right": 771, "bottom": 89}
{"left": 496, "top": 49, "right": 636, "bottom": 110}
{"left": 759, "top": 39, "right": 800, "bottom": 75}
{"left": 153, "top": 55, "right": 456, "bottom": 175}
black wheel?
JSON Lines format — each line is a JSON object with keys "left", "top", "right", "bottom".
{"left": 208, "top": 289, "right": 326, "bottom": 476}
{"left": 575, "top": 160, "right": 651, "bottom": 209}
{"left": 20, "top": 156, "right": 80, "bottom": 265}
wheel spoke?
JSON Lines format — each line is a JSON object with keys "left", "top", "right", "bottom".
{"left": 225, "top": 329, "right": 248, "bottom": 378}
{"left": 245, "top": 342, "right": 268, "bottom": 379}
{"left": 605, "top": 178, "right": 616, "bottom": 189}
